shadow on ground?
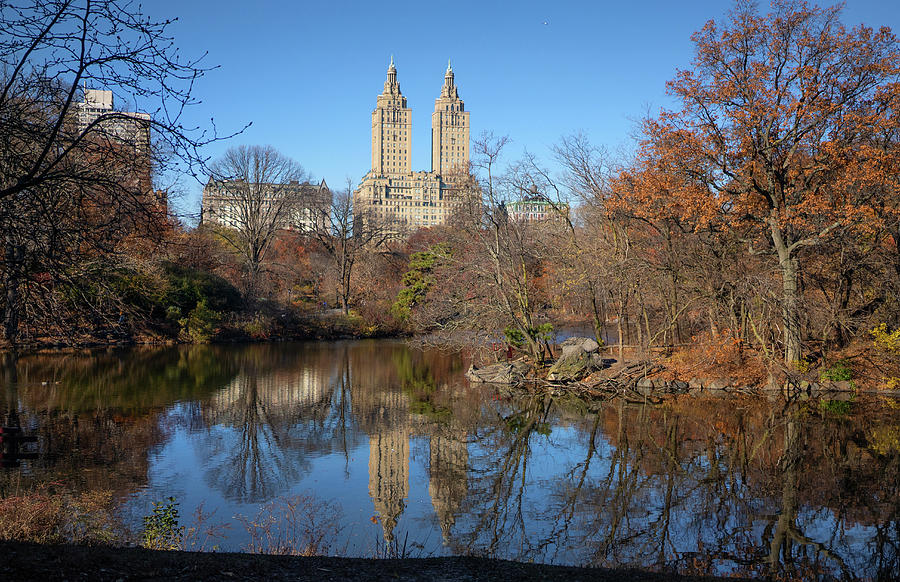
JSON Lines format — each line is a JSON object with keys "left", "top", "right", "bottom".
{"left": 0, "top": 542, "right": 757, "bottom": 581}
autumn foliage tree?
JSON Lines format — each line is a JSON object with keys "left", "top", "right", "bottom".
{"left": 0, "top": 0, "right": 231, "bottom": 346}
{"left": 632, "top": 0, "right": 900, "bottom": 363}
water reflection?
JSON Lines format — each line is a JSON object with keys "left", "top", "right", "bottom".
{"left": 0, "top": 342, "right": 898, "bottom": 580}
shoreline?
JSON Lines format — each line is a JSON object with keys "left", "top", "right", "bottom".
{"left": 6, "top": 335, "right": 900, "bottom": 397}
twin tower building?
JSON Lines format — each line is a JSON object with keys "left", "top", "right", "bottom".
{"left": 354, "top": 58, "right": 472, "bottom": 231}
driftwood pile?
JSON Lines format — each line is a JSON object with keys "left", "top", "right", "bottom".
{"left": 546, "top": 360, "right": 667, "bottom": 403}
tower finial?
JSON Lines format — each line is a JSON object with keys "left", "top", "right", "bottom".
{"left": 447, "top": 58, "right": 452, "bottom": 72}
{"left": 385, "top": 55, "right": 399, "bottom": 93}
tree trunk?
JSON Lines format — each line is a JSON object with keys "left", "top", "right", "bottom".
{"left": 833, "top": 267, "right": 854, "bottom": 348}
{"left": 588, "top": 283, "right": 604, "bottom": 346}
{"left": 767, "top": 415, "right": 800, "bottom": 569}
{"left": 523, "top": 327, "right": 543, "bottom": 363}
{"left": 341, "top": 271, "right": 350, "bottom": 315}
{"left": 616, "top": 301, "right": 624, "bottom": 362}
{"left": 771, "top": 218, "right": 801, "bottom": 363}
{"left": 245, "top": 242, "right": 263, "bottom": 299}
{"left": 894, "top": 221, "right": 900, "bottom": 286}
{"left": 3, "top": 277, "right": 19, "bottom": 347}
{"left": 780, "top": 256, "right": 801, "bottom": 363}
{"left": 3, "top": 243, "right": 23, "bottom": 348}
{"left": 340, "top": 248, "right": 351, "bottom": 315}
{"left": 709, "top": 306, "right": 719, "bottom": 338}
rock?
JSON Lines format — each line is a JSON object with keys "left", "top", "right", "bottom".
{"left": 547, "top": 352, "right": 592, "bottom": 381}
{"left": 547, "top": 338, "right": 604, "bottom": 381}
{"left": 635, "top": 383, "right": 655, "bottom": 396}
{"left": 761, "top": 379, "right": 782, "bottom": 392}
{"left": 671, "top": 380, "right": 690, "bottom": 392}
{"left": 820, "top": 390, "right": 854, "bottom": 401}
{"left": 466, "top": 361, "right": 531, "bottom": 384}
{"left": 559, "top": 336, "right": 600, "bottom": 355}
{"left": 636, "top": 377, "right": 655, "bottom": 389}
{"left": 589, "top": 354, "right": 616, "bottom": 370}
{"left": 706, "top": 379, "right": 732, "bottom": 390}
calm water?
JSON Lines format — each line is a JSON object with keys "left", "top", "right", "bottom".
{"left": 1, "top": 341, "right": 899, "bottom": 580}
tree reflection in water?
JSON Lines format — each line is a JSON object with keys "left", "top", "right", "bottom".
{"left": 456, "top": 393, "right": 900, "bottom": 580}
{"left": 0, "top": 342, "right": 898, "bottom": 580}
{"left": 197, "top": 344, "right": 359, "bottom": 502}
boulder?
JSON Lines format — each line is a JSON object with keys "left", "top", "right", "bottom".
{"left": 558, "top": 337, "right": 601, "bottom": 359}
{"left": 671, "top": 380, "right": 690, "bottom": 392}
{"left": 706, "top": 379, "right": 732, "bottom": 391}
{"left": 636, "top": 377, "right": 656, "bottom": 389}
{"left": 466, "top": 360, "right": 531, "bottom": 384}
{"left": 548, "top": 338, "right": 604, "bottom": 382}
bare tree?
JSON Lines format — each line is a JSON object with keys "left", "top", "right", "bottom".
{"left": 204, "top": 145, "right": 310, "bottom": 298}
{"left": 309, "top": 179, "right": 389, "bottom": 315}
{"left": 0, "top": 0, "right": 237, "bottom": 347}
{"left": 459, "top": 133, "right": 556, "bottom": 361}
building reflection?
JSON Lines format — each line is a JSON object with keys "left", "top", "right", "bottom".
{"left": 185, "top": 341, "right": 474, "bottom": 515}
{"left": 206, "top": 363, "right": 336, "bottom": 426}
{"left": 363, "top": 401, "right": 471, "bottom": 545}
{"left": 356, "top": 382, "right": 408, "bottom": 544}
{"left": 368, "top": 426, "right": 409, "bottom": 543}
{"left": 428, "top": 429, "right": 469, "bottom": 543}
{"left": 350, "top": 342, "right": 473, "bottom": 545}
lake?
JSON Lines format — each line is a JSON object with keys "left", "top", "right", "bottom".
{"left": 1, "top": 340, "right": 898, "bottom": 580}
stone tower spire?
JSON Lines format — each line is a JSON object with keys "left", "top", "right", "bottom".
{"left": 385, "top": 55, "right": 399, "bottom": 94}
{"left": 431, "top": 60, "right": 469, "bottom": 176}
{"left": 354, "top": 59, "right": 478, "bottom": 235}
{"left": 440, "top": 59, "right": 458, "bottom": 99}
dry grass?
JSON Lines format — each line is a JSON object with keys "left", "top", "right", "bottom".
{"left": 182, "top": 502, "right": 232, "bottom": 552}
{"left": 0, "top": 486, "right": 119, "bottom": 545}
{"left": 236, "top": 494, "right": 343, "bottom": 556}
{"left": 660, "top": 331, "right": 768, "bottom": 386}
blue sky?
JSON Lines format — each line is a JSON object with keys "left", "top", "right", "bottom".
{"left": 142, "top": 1, "right": 900, "bottom": 218}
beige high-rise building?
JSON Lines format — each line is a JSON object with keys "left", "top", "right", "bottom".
{"left": 76, "top": 89, "right": 151, "bottom": 152}
{"left": 74, "top": 88, "right": 166, "bottom": 218}
{"left": 372, "top": 56, "right": 412, "bottom": 176}
{"left": 355, "top": 59, "right": 475, "bottom": 234}
{"left": 431, "top": 61, "right": 469, "bottom": 177}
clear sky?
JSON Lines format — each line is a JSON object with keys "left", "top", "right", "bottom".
{"left": 142, "top": 0, "right": 900, "bottom": 219}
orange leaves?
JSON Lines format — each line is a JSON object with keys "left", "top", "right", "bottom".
{"left": 611, "top": 152, "right": 724, "bottom": 233}
{"left": 627, "top": 0, "right": 900, "bottom": 246}
{"left": 664, "top": 330, "right": 767, "bottom": 387}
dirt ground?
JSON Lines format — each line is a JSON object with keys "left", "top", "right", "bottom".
{"left": 0, "top": 542, "right": 755, "bottom": 581}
